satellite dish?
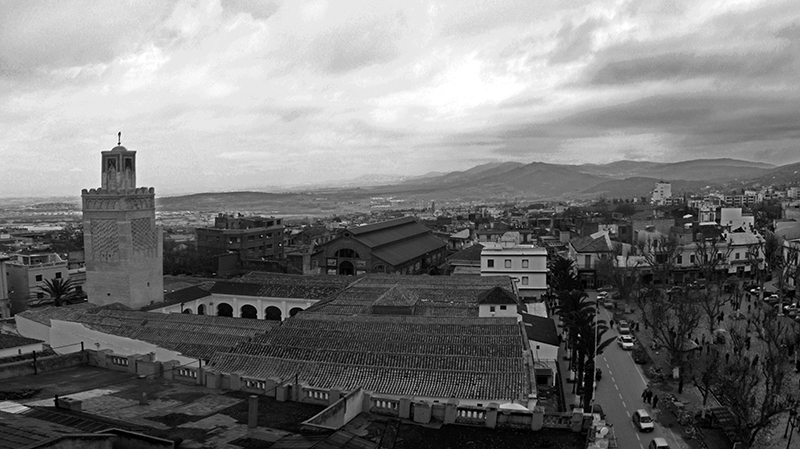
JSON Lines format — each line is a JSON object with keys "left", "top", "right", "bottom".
{"left": 599, "top": 427, "right": 609, "bottom": 437}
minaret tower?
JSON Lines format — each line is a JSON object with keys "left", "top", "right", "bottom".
{"left": 82, "top": 134, "right": 163, "bottom": 309}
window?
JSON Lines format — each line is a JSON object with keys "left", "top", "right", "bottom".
{"left": 500, "top": 305, "right": 507, "bottom": 310}
{"left": 37, "top": 292, "right": 44, "bottom": 299}
{"left": 522, "top": 259, "right": 529, "bottom": 268}
{"left": 690, "top": 254, "right": 695, "bottom": 263}
{"left": 55, "top": 272, "right": 62, "bottom": 279}
{"left": 735, "top": 253, "right": 740, "bottom": 260}
{"left": 676, "top": 256, "right": 682, "bottom": 264}
{"left": 489, "top": 306, "right": 496, "bottom": 312}
{"left": 35, "top": 274, "right": 43, "bottom": 282}
{"left": 522, "top": 276, "right": 529, "bottom": 285}
{"left": 504, "top": 259, "right": 511, "bottom": 268}
{"left": 487, "top": 259, "right": 494, "bottom": 268}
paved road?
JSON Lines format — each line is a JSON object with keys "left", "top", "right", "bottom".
{"left": 592, "top": 295, "right": 690, "bottom": 449}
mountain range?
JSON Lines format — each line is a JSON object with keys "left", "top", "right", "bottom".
{"left": 156, "top": 158, "right": 799, "bottom": 213}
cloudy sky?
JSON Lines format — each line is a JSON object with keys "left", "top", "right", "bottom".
{"left": 2, "top": 0, "right": 800, "bottom": 197}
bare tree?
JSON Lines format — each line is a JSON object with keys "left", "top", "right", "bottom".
{"left": 690, "top": 236, "right": 732, "bottom": 337}
{"left": 715, "top": 307, "right": 797, "bottom": 446}
{"left": 638, "top": 284, "right": 703, "bottom": 378}
{"left": 596, "top": 244, "right": 641, "bottom": 301}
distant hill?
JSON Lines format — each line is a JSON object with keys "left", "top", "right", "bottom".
{"left": 577, "top": 158, "right": 774, "bottom": 181}
{"left": 583, "top": 177, "right": 717, "bottom": 199}
{"left": 152, "top": 158, "right": 796, "bottom": 213}
{"left": 741, "top": 161, "right": 800, "bottom": 187}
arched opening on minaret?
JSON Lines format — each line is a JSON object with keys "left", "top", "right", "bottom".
{"left": 197, "top": 304, "right": 206, "bottom": 315}
{"left": 289, "top": 307, "right": 303, "bottom": 317}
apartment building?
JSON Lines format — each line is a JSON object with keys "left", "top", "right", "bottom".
{"left": 5, "top": 252, "right": 69, "bottom": 314}
{"left": 196, "top": 214, "right": 284, "bottom": 261}
{"left": 481, "top": 236, "right": 548, "bottom": 299}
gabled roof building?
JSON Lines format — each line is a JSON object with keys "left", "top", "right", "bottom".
{"left": 310, "top": 217, "right": 447, "bottom": 276}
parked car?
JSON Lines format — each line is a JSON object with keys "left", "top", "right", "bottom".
{"left": 617, "top": 320, "right": 631, "bottom": 335}
{"left": 764, "top": 294, "right": 780, "bottom": 305}
{"left": 597, "top": 291, "right": 609, "bottom": 300}
{"left": 632, "top": 409, "right": 655, "bottom": 432}
{"left": 617, "top": 334, "right": 635, "bottom": 350}
{"left": 612, "top": 291, "right": 623, "bottom": 299}
{"left": 598, "top": 285, "right": 614, "bottom": 292}
{"left": 649, "top": 437, "right": 670, "bottom": 449}
{"left": 591, "top": 404, "right": 606, "bottom": 420}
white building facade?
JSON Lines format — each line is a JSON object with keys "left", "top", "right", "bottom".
{"left": 480, "top": 243, "right": 548, "bottom": 299}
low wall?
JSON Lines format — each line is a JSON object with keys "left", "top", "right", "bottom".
{"left": 0, "top": 351, "right": 86, "bottom": 380}
{"left": 301, "top": 388, "right": 365, "bottom": 432}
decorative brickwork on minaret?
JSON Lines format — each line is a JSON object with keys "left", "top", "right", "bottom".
{"left": 82, "top": 140, "right": 163, "bottom": 309}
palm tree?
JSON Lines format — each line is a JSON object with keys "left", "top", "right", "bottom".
{"left": 38, "top": 278, "right": 77, "bottom": 307}
{"left": 549, "top": 256, "right": 580, "bottom": 294}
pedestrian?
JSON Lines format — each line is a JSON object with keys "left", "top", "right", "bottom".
{"left": 642, "top": 388, "right": 648, "bottom": 403}
{"left": 725, "top": 352, "right": 730, "bottom": 363}
{"left": 646, "top": 389, "right": 653, "bottom": 404}
{"left": 652, "top": 394, "right": 659, "bottom": 409}
{"left": 610, "top": 319, "right": 615, "bottom": 328}
{"left": 748, "top": 303, "right": 751, "bottom": 313}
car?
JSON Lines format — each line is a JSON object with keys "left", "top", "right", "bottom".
{"left": 649, "top": 437, "right": 670, "bottom": 449}
{"left": 598, "top": 285, "right": 614, "bottom": 292}
{"left": 597, "top": 291, "right": 609, "bottom": 300}
{"left": 750, "top": 287, "right": 763, "bottom": 295}
{"left": 591, "top": 403, "right": 606, "bottom": 420}
{"left": 611, "top": 291, "right": 623, "bottom": 299}
{"left": 632, "top": 409, "right": 655, "bottom": 432}
{"left": 617, "top": 320, "right": 631, "bottom": 335}
{"left": 765, "top": 294, "right": 780, "bottom": 305}
{"left": 617, "top": 334, "right": 635, "bottom": 350}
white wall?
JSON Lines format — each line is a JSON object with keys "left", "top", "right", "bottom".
{"left": 15, "top": 314, "right": 52, "bottom": 345}
{"left": 0, "top": 342, "right": 43, "bottom": 358}
{"left": 478, "top": 304, "right": 519, "bottom": 318}
{"left": 49, "top": 320, "right": 196, "bottom": 365}
{"left": 151, "top": 294, "right": 317, "bottom": 321}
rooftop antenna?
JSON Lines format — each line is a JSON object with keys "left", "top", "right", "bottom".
{"left": 118, "top": 131, "right": 121, "bottom": 146}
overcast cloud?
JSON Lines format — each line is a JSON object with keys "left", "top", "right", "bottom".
{"left": 2, "top": 0, "right": 799, "bottom": 196}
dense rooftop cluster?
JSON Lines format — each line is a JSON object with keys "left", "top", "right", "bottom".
{"left": 207, "top": 275, "right": 531, "bottom": 401}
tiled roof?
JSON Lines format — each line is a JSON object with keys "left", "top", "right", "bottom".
{"left": 476, "top": 287, "right": 518, "bottom": 305}
{"left": 207, "top": 275, "right": 531, "bottom": 402}
{"left": 370, "top": 234, "right": 447, "bottom": 266}
{"left": 304, "top": 275, "right": 515, "bottom": 315}
{"left": 447, "top": 244, "right": 484, "bottom": 264}
{"left": 164, "top": 285, "right": 212, "bottom": 303}
{"left": 570, "top": 235, "right": 612, "bottom": 253}
{"left": 59, "top": 309, "right": 278, "bottom": 360}
{"left": 349, "top": 217, "right": 417, "bottom": 238}
{"left": 372, "top": 285, "right": 418, "bottom": 307}
{"left": 209, "top": 277, "right": 347, "bottom": 300}
{"left": 521, "top": 313, "right": 560, "bottom": 347}
{"left": 0, "top": 333, "right": 42, "bottom": 349}
{"left": 15, "top": 302, "right": 109, "bottom": 326}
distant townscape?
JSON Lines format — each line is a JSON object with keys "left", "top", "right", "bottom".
{"left": 1, "top": 145, "right": 799, "bottom": 449}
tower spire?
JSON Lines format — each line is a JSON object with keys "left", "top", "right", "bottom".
{"left": 118, "top": 131, "right": 121, "bottom": 146}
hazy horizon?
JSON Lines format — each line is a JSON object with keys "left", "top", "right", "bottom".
{"left": 3, "top": 0, "right": 800, "bottom": 197}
